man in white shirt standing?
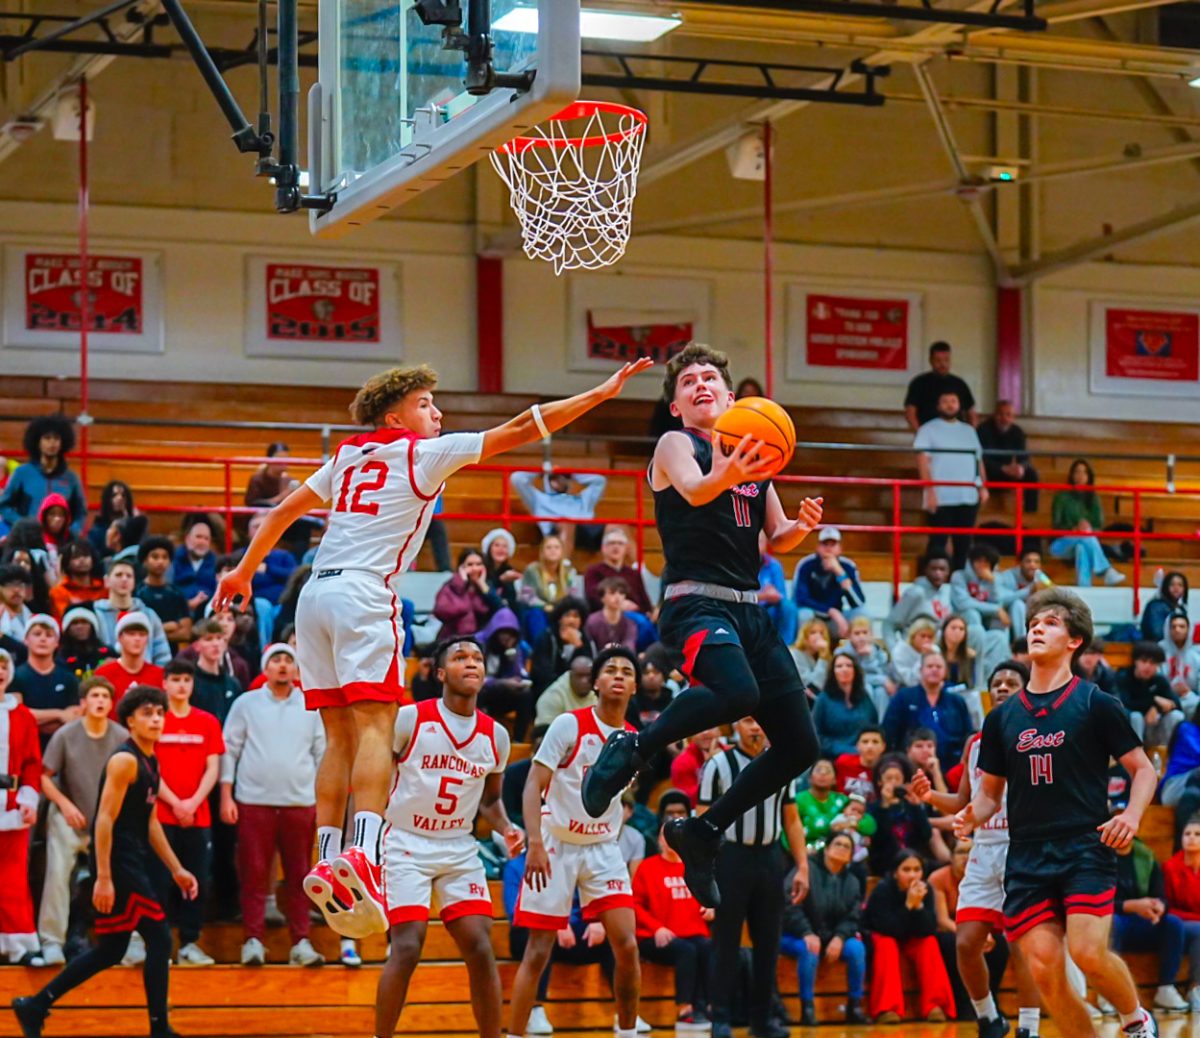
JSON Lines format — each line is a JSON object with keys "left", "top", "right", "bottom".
{"left": 214, "top": 358, "right": 651, "bottom": 937}
{"left": 914, "top": 391, "right": 988, "bottom": 571}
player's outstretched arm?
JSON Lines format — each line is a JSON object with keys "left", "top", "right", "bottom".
{"left": 480, "top": 773, "right": 525, "bottom": 856}
{"left": 479, "top": 358, "right": 654, "bottom": 462}
{"left": 214, "top": 484, "right": 324, "bottom": 610}
{"left": 1099, "top": 746, "right": 1157, "bottom": 849}
{"left": 763, "top": 486, "right": 824, "bottom": 555}
{"left": 913, "top": 743, "right": 973, "bottom": 817}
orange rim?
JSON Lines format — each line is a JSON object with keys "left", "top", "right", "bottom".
{"left": 496, "top": 100, "right": 648, "bottom": 154}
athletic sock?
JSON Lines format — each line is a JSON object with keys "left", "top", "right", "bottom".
{"left": 1118, "top": 1006, "right": 1144, "bottom": 1028}
{"left": 1018, "top": 1007, "right": 1041, "bottom": 1033}
{"left": 317, "top": 826, "right": 342, "bottom": 862}
{"left": 352, "top": 812, "right": 383, "bottom": 866}
{"left": 971, "top": 995, "right": 999, "bottom": 1022}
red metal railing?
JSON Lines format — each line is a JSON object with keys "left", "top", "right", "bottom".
{"left": 42, "top": 447, "right": 1200, "bottom": 617}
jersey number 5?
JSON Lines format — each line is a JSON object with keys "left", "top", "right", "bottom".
{"left": 435, "top": 775, "right": 464, "bottom": 816}
{"left": 334, "top": 460, "right": 389, "bottom": 515}
{"left": 1029, "top": 753, "right": 1054, "bottom": 786}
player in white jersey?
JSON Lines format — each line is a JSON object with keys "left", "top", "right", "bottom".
{"left": 370, "top": 637, "right": 521, "bottom": 1038}
{"left": 508, "top": 646, "right": 642, "bottom": 1038}
{"left": 913, "top": 660, "right": 1042, "bottom": 1038}
{"left": 213, "top": 357, "right": 652, "bottom": 937}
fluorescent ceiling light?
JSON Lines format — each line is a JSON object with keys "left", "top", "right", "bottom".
{"left": 493, "top": 7, "right": 682, "bottom": 42}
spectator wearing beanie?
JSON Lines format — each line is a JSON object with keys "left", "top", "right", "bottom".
{"left": 47, "top": 539, "right": 105, "bottom": 620}
{"left": 92, "top": 558, "right": 171, "bottom": 666}
{"left": 0, "top": 415, "right": 86, "bottom": 536}
{"left": 137, "top": 538, "right": 193, "bottom": 649}
{"left": 221, "top": 643, "right": 325, "bottom": 967}
{"left": 481, "top": 527, "right": 521, "bottom": 612}
{"left": 10, "top": 614, "right": 79, "bottom": 743}
{"left": 37, "top": 676, "right": 127, "bottom": 965}
{"left": 94, "top": 612, "right": 164, "bottom": 715}
{"left": 56, "top": 607, "right": 116, "bottom": 677}
{"left": 633, "top": 799, "right": 714, "bottom": 1029}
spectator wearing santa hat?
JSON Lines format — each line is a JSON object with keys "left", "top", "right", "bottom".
{"left": 10, "top": 615, "right": 79, "bottom": 744}
{"left": 0, "top": 646, "right": 44, "bottom": 964}
{"left": 94, "top": 611, "right": 164, "bottom": 715}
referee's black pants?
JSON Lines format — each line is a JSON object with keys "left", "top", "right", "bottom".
{"left": 710, "top": 842, "right": 784, "bottom": 1029}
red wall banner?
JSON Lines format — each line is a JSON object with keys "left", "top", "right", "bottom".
{"left": 264, "top": 263, "right": 381, "bottom": 342}
{"left": 586, "top": 312, "right": 693, "bottom": 365}
{"left": 805, "top": 293, "right": 909, "bottom": 370}
{"left": 24, "top": 253, "right": 143, "bottom": 334}
{"left": 1104, "top": 307, "right": 1199, "bottom": 382}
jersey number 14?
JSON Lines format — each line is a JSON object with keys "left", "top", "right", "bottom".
{"left": 1029, "top": 752, "right": 1054, "bottom": 785}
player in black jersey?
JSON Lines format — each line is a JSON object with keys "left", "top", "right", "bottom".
{"left": 956, "top": 589, "right": 1159, "bottom": 1038}
{"left": 583, "top": 343, "right": 823, "bottom": 908}
{"left": 11, "top": 685, "right": 198, "bottom": 1038}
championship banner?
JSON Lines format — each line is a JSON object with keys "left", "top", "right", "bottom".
{"left": 804, "top": 293, "right": 909, "bottom": 370}
{"left": 1089, "top": 300, "right": 1200, "bottom": 398}
{"left": 586, "top": 312, "right": 693, "bottom": 365}
{"left": 2, "top": 245, "right": 163, "bottom": 352}
{"left": 245, "top": 257, "right": 401, "bottom": 360}
{"left": 786, "top": 285, "right": 923, "bottom": 385}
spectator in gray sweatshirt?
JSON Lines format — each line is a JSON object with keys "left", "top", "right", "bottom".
{"left": 220, "top": 643, "right": 325, "bottom": 967}
{"left": 883, "top": 553, "right": 954, "bottom": 644}
{"left": 994, "top": 547, "right": 1050, "bottom": 638}
{"left": 1161, "top": 609, "right": 1200, "bottom": 717}
{"left": 949, "top": 544, "right": 1010, "bottom": 635}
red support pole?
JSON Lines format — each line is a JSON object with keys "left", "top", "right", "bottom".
{"left": 1014, "top": 482, "right": 1024, "bottom": 556}
{"left": 635, "top": 471, "right": 645, "bottom": 566}
{"left": 78, "top": 76, "right": 91, "bottom": 492}
{"left": 223, "top": 461, "right": 234, "bottom": 554}
{"left": 891, "top": 483, "right": 902, "bottom": 603}
{"left": 763, "top": 121, "right": 775, "bottom": 399}
{"left": 1133, "top": 489, "right": 1142, "bottom": 616}
{"left": 996, "top": 286, "right": 1023, "bottom": 408}
{"left": 477, "top": 256, "right": 504, "bottom": 394}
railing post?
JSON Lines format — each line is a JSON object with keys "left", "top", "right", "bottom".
{"left": 891, "top": 482, "right": 902, "bottom": 604}
{"left": 1132, "top": 488, "right": 1142, "bottom": 617}
{"left": 1167, "top": 453, "right": 1176, "bottom": 494}
{"left": 501, "top": 468, "right": 512, "bottom": 532}
{"left": 635, "top": 470, "right": 645, "bottom": 566}
{"left": 321, "top": 424, "right": 332, "bottom": 461}
{"left": 223, "top": 461, "right": 234, "bottom": 554}
{"left": 1014, "top": 481, "right": 1024, "bottom": 557}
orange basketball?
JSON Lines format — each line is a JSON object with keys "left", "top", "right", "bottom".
{"left": 713, "top": 397, "right": 796, "bottom": 477}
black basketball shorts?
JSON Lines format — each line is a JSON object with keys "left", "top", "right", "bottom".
{"left": 1003, "top": 831, "right": 1116, "bottom": 940}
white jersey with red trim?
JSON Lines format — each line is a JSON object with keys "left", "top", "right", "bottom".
{"left": 387, "top": 697, "right": 509, "bottom": 838}
{"left": 305, "top": 429, "right": 483, "bottom": 579}
{"left": 535, "top": 707, "right": 635, "bottom": 846}
{"left": 966, "top": 732, "right": 1008, "bottom": 845}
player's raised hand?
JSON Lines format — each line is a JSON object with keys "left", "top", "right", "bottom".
{"left": 1098, "top": 809, "right": 1139, "bottom": 849}
{"left": 910, "top": 768, "right": 933, "bottom": 803}
{"left": 524, "top": 841, "right": 551, "bottom": 891}
{"left": 596, "top": 357, "right": 655, "bottom": 401}
{"left": 175, "top": 868, "right": 200, "bottom": 901}
{"left": 213, "top": 568, "right": 252, "bottom": 613}
{"left": 793, "top": 497, "right": 824, "bottom": 538}
{"left": 953, "top": 803, "right": 977, "bottom": 840}
{"left": 713, "top": 433, "right": 777, "bottom": 487}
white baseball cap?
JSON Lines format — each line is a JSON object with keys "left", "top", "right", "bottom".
{"left": 818, "top": 526, "right": 842, "bottom": 543}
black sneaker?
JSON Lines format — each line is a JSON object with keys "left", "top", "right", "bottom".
{"left": 663, "top": 817, "right": 722, "bottom": 908}
{"left": 712, "top": 1023, "right": 733, "bottom": 1038}
{"left": 581, "top": 730, "right": 643, "bottom": 818}
{"left": 845, "top": 999, "right": 868, "bottom": 1025}
{"left": 11, "top": 997, "right": 48, "bottom": 1038}
{"left": 799, "top": 1001, "right": 817, "bottom": 1027}
{"left": 978, "top": 1015, "right": 1010, "bottom": 1038}
{"left": 1015, "top": 1029, "right": 1034, "bottom": 1038}
{"left": 749, "top": 1021, "right": 790, "bottom": 1038}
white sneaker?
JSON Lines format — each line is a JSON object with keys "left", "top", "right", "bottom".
{"left": 121, "top": 932, "right": 145, "bottom": 967}
{"left": 177, "top": 942, "right": 215, "bottom": 966}
{"left": 240, "top": 937, "right": 265, "bottom": 966}
{"left": 339, "top": 939, "right": 362, "bottom": 968}
{"left": 1189, "top": 986, "right": 1200, "bottom": 1013}
{"left": 1154, "top": 985, "right": 1188, "bottom": 1014}
{"left": 1098, "top": 996, "right": 1117, "bottom": 1017}
{"left": 40, "top": 944, "right": 65, "bottom": 966}
{"left": 615, "top": 1016, "right": 651, "bottom": 1033}
{"left": 1122, "top": 1007, "right": 1158, "bottom": 1038}
{"left": 1104, "top": 568, "right": 1126, "bottom": 586}
{"left": 528, "top": 1005, "right": 554, "bottom": 1035}
{"left": 289, "top": 937, "right": 325, "bottom": 967}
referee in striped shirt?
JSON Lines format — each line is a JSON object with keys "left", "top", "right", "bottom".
{"left": 699, "top": 717, "right": 809, "bottom": 1038}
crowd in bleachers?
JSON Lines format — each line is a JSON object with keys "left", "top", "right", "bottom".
{"left": 4, "top": 388, "right": 1200, "bottom": 1029}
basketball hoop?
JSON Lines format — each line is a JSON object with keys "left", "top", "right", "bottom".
{"left": 490, "top": 101, "right": 647, "bottom": 275}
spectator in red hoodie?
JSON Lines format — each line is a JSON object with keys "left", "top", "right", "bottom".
{"left": 37, "top": 494, "right": 73, "bottom": 583}
{"left": 633, "top": 792, "right": 713, "bottom": 1028}
{"left": 1165, "top": 813, "right": 1200, "bottom": 1012}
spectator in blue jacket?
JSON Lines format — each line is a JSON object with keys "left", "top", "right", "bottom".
{"left": 245, "top": 513, "right": 298, "bottom": 605}
{"left": 173, "top": 517, "right": 218, "bottom": 613}
{"left": 758, "top": 535, "right": 798, "bottom": 645}
{"left": 0, "top": 416, "right": 86, "bottom": 536}
{"left": 882, "top": 652, "right": 972, "bottom": 771}
{"left": 792, "top": 527, "right": 866, "bottom": 639}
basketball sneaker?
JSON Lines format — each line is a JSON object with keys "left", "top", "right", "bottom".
{"left": 303, "top": 860, "right": 369, "bottom": 937}
{"left": 1122, "top": 1008, "right": 1158, "bottom": 1038}
{"left": 1153, "top": 985, "right": 1188, "bottom": 1014}
{"left": 331, "top": 847, "right": 389, "bottom": 936}
{"left": 10, "top": 996, "right": 48, "bottom": 1038}
{"left": 663, "top": 816, "right": 722, "bottom": 909}
{"left": 581, "top": 730, "right": 643, "bottom": 819}
{"left": 528, "top": 1005, "right": 554, "bottom": 1035}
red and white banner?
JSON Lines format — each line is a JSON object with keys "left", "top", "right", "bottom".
{"left": 245, "top": 257, "right": 401, "bottom": 360}
{"left": 586, "top": 312, "right": 692, "bottom": 365}
{"left": 787, "top": 286, "right": 923, "bottom": 385}
{"left": 1089, "top": 300, "right": 1200, "bottom": 398}
{"left": 803, "top": 293, "right": 909, "bottom": 370}
{"left": 3, "top": 246, "right": 163, "bottom": 352}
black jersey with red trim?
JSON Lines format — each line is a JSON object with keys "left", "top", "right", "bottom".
{"left": 92, "top": 739, "right": 159, "bottom": 866}
{"left": 653, "top": 429, "right": 768, "bottom": 592}
{"left": 976, "top": 677, "right": 1140, "bottom": 845}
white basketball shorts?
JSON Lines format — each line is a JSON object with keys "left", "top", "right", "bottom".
{"left": 381, "top": 828, "right": 492, "bottom": 924}
{"left": 956, "top": 837, "right": 1008, "bottom": 931}
{"left": 514, "top": 832, "right": 633, "bottom": 930}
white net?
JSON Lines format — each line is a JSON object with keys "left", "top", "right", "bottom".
{"left": 490, "top": 102, "right": 647, "bottom": 275}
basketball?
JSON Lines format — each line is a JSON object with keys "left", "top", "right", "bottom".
{"left": 713, "top": 397, "right": 796, "bottom": 477}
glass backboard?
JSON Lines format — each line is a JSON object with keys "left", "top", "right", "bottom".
{"left": 310, "top": 0, "right": 580, "bottom": 237}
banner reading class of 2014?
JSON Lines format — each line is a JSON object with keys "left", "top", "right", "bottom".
{"left": 1104, "top": 307, "right": 1199, "bottom": 382}
{"left": 805, "top": 293, "right": 909, "bottom": 370}
{"left": 24, "top": 253, "right": 143, "bottom": 334}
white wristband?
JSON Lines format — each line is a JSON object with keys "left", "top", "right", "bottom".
{"left": 531, "top": 403, "right": 550, "bottom": 439}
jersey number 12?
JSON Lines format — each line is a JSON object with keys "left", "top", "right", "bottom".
{"left": 1029, "top": 753, "right": 1054, "bottom": 786}
{"left": 334, "top": 460, "right": 389, "bottom": 515}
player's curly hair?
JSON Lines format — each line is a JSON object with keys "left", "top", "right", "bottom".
{"left": 117, "top": 683, "right": 168, "bottom": 725}
{"left": 350, "top": 365, "right": 439, "bottom": 427}
{"left": 22, "top": 414, "right": 75, "bottom": 471}
{"left": 662, "top": 343, "right": 733, "bottom": 403}
{"left": 1027, "top": 587, "right": 1094, "bottom": 662}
